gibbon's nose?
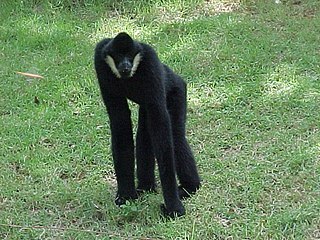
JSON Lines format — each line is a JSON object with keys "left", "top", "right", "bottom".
{"left": 119, "top": 60, "right": 132, "bottom": 77}
{"left": 120, "top": 67, "right": 131, "bottom": 74}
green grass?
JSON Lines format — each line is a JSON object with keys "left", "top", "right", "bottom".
{"left": 1, "top": 0, "right": 320, "bottom": 239}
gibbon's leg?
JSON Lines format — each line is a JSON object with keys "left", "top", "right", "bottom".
{"left": 146, "top": 103, "right": 185, "bottom": 217}
{"left": 136, "top": 106, "right": 156, "bottom": 193}
{"left": 105, "top": 96, "right": 138, "bottom": 205}
{"left": 167, "top": 81, "right": 201, "bottom": 199}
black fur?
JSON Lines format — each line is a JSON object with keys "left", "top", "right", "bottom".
{"left": 94, "top": 32, "right": 200, "bottom": 217}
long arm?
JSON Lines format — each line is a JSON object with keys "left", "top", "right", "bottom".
{"left": 94, "top": 47, "right": 137, "bottom": 204}
{"left": 146, "top": 103, "right": 184, "bottom": 211}
{"left": 144, "top": 81, "right": 185, "bottom": 217}
{"left": 102, "top": 92, "right": 137, "bottom": 204}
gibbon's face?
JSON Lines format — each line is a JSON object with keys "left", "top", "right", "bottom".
{"left": 106, "top": 52, "right": 142, "bottom": 79}
{"left": 104, "top": 32, "right": 142, "bottom": 79}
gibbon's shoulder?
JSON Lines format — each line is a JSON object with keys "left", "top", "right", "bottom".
{"left": 94, "top": 38, "right": 112, "bottom": 60}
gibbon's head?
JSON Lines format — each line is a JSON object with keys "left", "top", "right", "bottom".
{"left": 103, "top": 32, "right": 142, "bottom": 79}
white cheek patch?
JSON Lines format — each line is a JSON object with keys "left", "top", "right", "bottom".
{"left": 130, "top": 53, "right": 142, "bottom": 77}
{"left": 105, "top": 55, "right": 121, "bottom": 78}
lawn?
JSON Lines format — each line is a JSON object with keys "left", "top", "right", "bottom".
{"left": 0, "top": 0, "right": 319, "bottom": 239}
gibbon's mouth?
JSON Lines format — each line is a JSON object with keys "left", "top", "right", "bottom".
{"left": 120, "top": 72, "right": 132, "bottom": 79}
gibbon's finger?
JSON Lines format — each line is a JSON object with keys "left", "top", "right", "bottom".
{"left": 16, "top": 71, "right": 44, "bottom": 79}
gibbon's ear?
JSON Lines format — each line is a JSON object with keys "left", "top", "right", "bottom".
{"left": 113, "top": 32, "right": 134, "bottom": 53}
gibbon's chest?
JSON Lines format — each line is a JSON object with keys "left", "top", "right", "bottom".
{"left": 119, "top": 78, "right": 147, "bottom": 105}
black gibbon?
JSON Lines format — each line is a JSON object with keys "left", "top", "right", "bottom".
{"left": 94, "top": 32, "right": 200, "bottom": 217}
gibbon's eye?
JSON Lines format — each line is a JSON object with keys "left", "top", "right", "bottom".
{"left": 126, "top": 56, "right": 134, "bottom": 62}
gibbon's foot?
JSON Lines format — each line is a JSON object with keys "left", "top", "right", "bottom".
{"left": 160, "top": 203, "right": 185, "bottom": 218}
{"left": 115, "top": 192, "right": 138, "bottom": 206}
{"left": 178, "top": 185, "right": 200, "bottom": 200}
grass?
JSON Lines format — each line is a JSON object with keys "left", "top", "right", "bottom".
{"left": 1, "top": 0, "right": 320, "bottom": 239}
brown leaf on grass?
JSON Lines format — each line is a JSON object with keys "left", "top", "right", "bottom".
{"left": 16, "top": 71, "right": 44, "bottom": 79}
